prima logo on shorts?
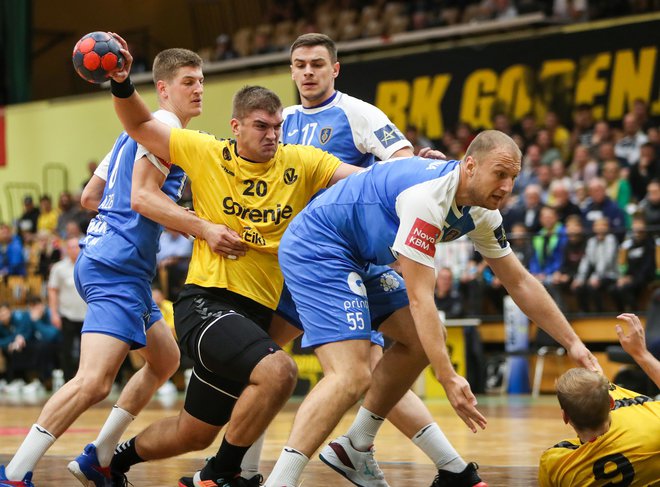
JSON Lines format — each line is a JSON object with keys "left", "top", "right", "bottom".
{"left": 380, "top": 272, "right": 401, "bottom": 292}
{"left": 347, "top": 271, "right": 367, "bottom": 296}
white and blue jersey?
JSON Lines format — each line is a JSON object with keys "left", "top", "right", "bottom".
{"left": 278, "top": 92, "right": 412, "bottom": 344}
{"left": 282, "top": 91, "right": 410, "bottom": 167}
{"left": 75, "top": 110, "right": 185, "bottom": 348}
{"left": 279, "top": 157, "right": 511, "bottom": 347}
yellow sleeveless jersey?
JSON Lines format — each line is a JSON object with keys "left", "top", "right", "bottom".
{"left": 539, "top": 384, "right": 660, "bottom": 487}
{"left": 169, "top": 128, "right": 341, "bottom": 309}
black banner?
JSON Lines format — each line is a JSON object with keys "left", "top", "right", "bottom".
{"left": 338, "top": 18, "right": 660, "bottom": 139}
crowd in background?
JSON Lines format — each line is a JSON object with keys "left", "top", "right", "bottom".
{"left": 202, "top": 0, "right": 658, "bottom": 62}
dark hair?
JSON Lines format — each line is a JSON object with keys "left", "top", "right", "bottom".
{"left": 232, "top": 85, "right": 282, "bottom": 120}
{"left": 152, "top": 48, "right": 203, "bottom": 84}
{"left": 290, "top": 33, "right": 337, "bottom": 63}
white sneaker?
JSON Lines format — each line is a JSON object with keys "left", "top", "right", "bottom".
{"left": 319, "top": 436, "right": 389, "bottom": 487}
{"left": 157, "top": 380, "right": 177, "bottom": 396}
{"left": 21, "top": 379, "right": 45, "bottom": 395}
{"left": 4, "top": 379, "right": 25, "bottom": 395}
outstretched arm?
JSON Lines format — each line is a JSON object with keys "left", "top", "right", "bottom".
{"left": 616, "top": 313, "right": 660, "bottom": 388}
{"left": 398, "top": 255, "right": 486, "bottom": 433}
{"left": 108, "top": 33, "right": 171, "bottom": 163}
{"left": 487, "top": 253, "right": 602, "bottom": 372}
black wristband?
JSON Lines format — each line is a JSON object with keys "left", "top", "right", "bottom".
{"left": 110, "top": 77, "right": 135, "bottom": 98}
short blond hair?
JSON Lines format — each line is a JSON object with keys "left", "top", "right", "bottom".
{"left": 556, "top": 368, "right": 610, "bottom": 430}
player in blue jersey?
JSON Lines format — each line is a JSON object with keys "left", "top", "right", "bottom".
{"left": 242, "top": 33, "right": 485, "bottom": 487}
{"left": 0, "top": 49, "right": 239, "bottom": 487}
{"left": 264, "top": 130, "right": 602, "bottom": 487}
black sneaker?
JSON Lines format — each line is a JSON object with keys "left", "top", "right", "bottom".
{"left": 430, "top": 462, "right": 488, "bottom": 487}
{"left": 245, "top": 474, "right": 263, "bottom": 486}
{"left": 111, "top": 469, "right": 132, "bottom": 487}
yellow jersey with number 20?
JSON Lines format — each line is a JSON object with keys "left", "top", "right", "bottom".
{"left": 169, "top": 128, "right": 342, "bottom": 309}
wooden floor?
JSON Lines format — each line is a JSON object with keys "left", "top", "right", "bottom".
{"left": 0, "top": 391, "right": 571, "bottom": 486}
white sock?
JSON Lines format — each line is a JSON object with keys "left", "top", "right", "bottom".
{"left": 345, "top": 406, "right": 385, "bottom": 451}
{"left": 265, "top": 447, "right": 308, "bottom": 487}
{"left": 411, "top": 423, "right": 466, "bottom": 473}
{"left": 93, "top": 405, "right": 135, "bottom": 467}
{"left": 6, "top": 424, "right": 56, "bottom": 480}
{"left": 241, "top": 432, "right": 265, "bottom": 478}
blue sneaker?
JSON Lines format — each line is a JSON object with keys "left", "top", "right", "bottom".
{"left": 0, "top": 465, "right": 35, "bottom": 487}
{"left": 67, "top": 444, "right": 113, "bottom": 487}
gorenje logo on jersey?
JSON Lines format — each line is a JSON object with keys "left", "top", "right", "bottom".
{"left": 222, "top": 196, "right": 293, "bottom": 225}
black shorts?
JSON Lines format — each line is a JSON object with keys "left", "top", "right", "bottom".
{"left": 174, "top": 284, "right": 280, "bottom": 426}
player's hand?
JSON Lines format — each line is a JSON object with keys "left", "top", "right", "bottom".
{"left": 201, "top": 222, "right": 248, "bottom": 259}
{"left": 50, "top": 312, "right": 62, "bottom": 330}
{"left": 108, "top": 32, "right": 133, "bottom": 82}
{"left": 417, "top": 147, "right": 447, "bottom": 160}
{"left": 615, "top": 313, "right": 646, "bottom": 358}
{"left": 440, "top": 373, "right": 487, "bottom": 433}
{"left": 568, "top": 341, "right": 602, "bottom": 373}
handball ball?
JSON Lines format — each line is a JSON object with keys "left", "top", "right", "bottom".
{"left": 72, "top": 32, "right": 124, "bottom": 84}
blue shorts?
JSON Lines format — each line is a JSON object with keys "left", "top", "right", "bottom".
{"left": 279, "top": 232, "right": 408, "bottom": 348}
{"left": 74, "top": 252, "right": 163, "bottom": 349}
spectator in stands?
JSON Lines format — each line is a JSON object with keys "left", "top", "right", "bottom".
{"left": 629, "top": 142, "right": 660, "bottom": 202}
{"left": 156, "top": 228, "right": 193, "bottom": 300}
{"left": 615, "top": 112, "right": 649, "bottom": 167}
{"left": 632, "top": 98, "right": 652, "bottom": 132}
{"left": 536, "top": 163, "right": 553, "bottom": 202}
{"left": 537, "top": 128, "right": 562, "bottom": 166}
{"left": 404, "top": 125, "right": 434, "bottom": 153}
{"left": 214, "top": 34, "right": 239, "bottom": 61}
{"left": 513, "top": 112, "right": 538, "bottom": 147}
{"left": 597, "top": 140, "right": 626, "bottom": 167}
{"left": 482, "top": 0, "right": 518, "bottom": 20}
{"left": 552, "top": 215, "right": 587, "bottom": 310}
{"left": 434, "top": 267, "right": 463, "bottom": 319}
{"left": 568, "top": 145, "right": 598, "bottom": 183}
{"left": 492, "top": 113, "right": 512, "bottom": 135}
{"left": 639, "top": 179, "right": 660, "bottom": 239}
{"left": 602, "top": 158, "right": 632, "bottom": 223}
{"left": 0, "top": 301, "right": 34, "bottom": 392}
{"left": 16, "top": 195, "right": 39, "bottom": 237}
{"left": 508, "top": 183, "right": 543, "bottom": 232}
{"left": 55, "top": 191, "right": 84, "bottom": 238}
{"left": 582, "top": 178, "right": 626, "bottom": 239}
{"left": 570, "top": 103, "right": 594, "bottom": 151}
{"left": 529, "top": 205, "right": 567, "bottom": 309}
{"left": 613, "top": 216, "right": 657, "bottom": 312}
{"left": 544, "top": 111, "right": 571, "bottom": 161}
{"left": 572, "top": 217, "right": 619, "bottom": 313}
{"left": 455, "top": 122, "right": 476, "bottom": 153}
{"left": 549, "top": 181, "right": 581, "bottom": 224}
{"left": 0, "top": 223, "right": 26, "bottom": 277}
{"left": 64, "top": 220, "right": 84, "bottom": 239}
{"left": 515, "top": 143, "right": 542, "bottom": 193}
{"left": 552, "top": 0, "right": 588, "bottom": 21}
{"left": 26, "top": 295, "right": 60, "bottom": 392}
{"left": 589, "top": 120, "right": 613, "bottom": 158}
{"left": 48, "top": 237, "right": 87, "bottom": 381}
{"left": 36, "top": 195, "right": 59, "bottom": 234}
{"left": 34, "top": 230, "right": 61, "bottom": 282}
{"left": 80, "top": 160, "right": 98, "bottom": 189}
{"left": 549, "top": 159, "right": 573, "bottom": 194}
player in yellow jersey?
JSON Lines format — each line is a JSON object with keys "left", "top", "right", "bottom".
{"left": 539, "top": 315, "right": 660, "bottom": 487}
{"left": 106, "top": 37, "right": 358, "bottom": 487}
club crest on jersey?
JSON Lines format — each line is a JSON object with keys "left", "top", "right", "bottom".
{"left": 494, "top": 224, "right": 508, "bottom": 249}
{"left": 442, "top": 228, "right": 461, "bottom": 242}
{"left": 319, "top": 127, "right": 333, "bottom": 145}
{"left": 283, "top": 168, "right": 298, "bottom": 185}
{"left": 223, "top": 147, "right": 231, "bottom": 161}
{"left": 374, "top": 124, "right": 404, "bottom": 148}
{"left": 406, "top": 218, "right": 440, "bottom": 257}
